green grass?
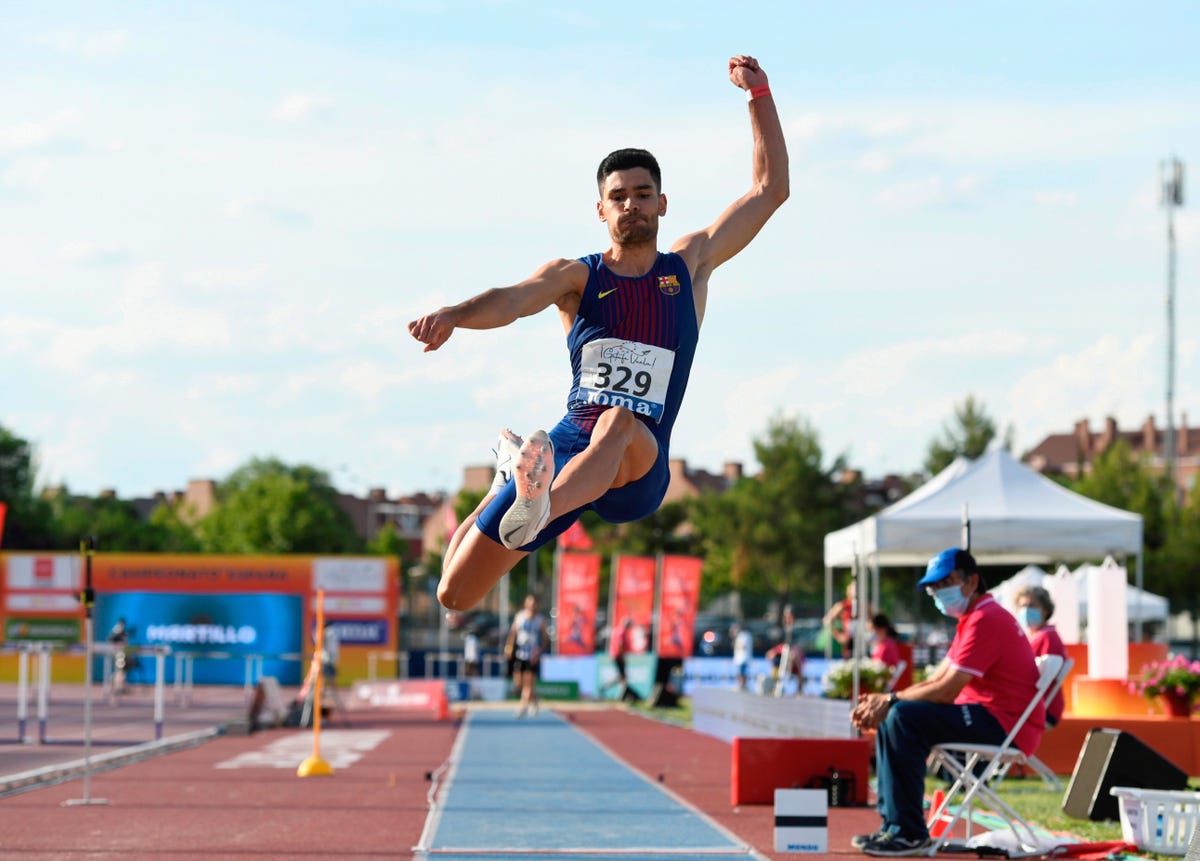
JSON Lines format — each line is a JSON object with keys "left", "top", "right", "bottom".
{"left": 637, "top": 700, "right": 1186, "bottom": 858}
{"left": 937, "top": 775, "right": 1123, "bottom": 842}
{"left": 981, "top": 777, "right": 1198, "bottom": 860}
{"left": 632, "top": 697, "right": 692, "bottom": 726}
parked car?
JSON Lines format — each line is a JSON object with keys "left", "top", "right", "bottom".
{"left": 692, "top": 615, "right": 783, "bottom": 657}
{"left": 743, "top": 619, "right": 783, "bottom": 655}
{"left": 693, "top": 614, "right": 737, "bottom": 656}
{"left": 785, "top": 618, "right": 828, "bottom": 656}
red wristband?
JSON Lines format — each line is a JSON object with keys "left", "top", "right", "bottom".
{"left": 747, "top": 84, "right": 772, "bottom": 102}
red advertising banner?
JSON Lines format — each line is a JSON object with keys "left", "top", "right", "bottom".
{"left": 609, "top": 555, "right": 656, "bottom": 656}
{"left": 656, "top": 554, "right": 703, "bottom": 658}
{"left": 555, "top": 552, "right": 600, "bottom": 655}
{"left": 556, "top": 520, "right": 593, "bottom": 551}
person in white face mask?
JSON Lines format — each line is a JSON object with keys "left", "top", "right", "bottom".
{"left": 848, "top": 548, "right": 1044, "bottom": 857}
{"left": 1013, "top": 584, "right": 1067, "bottom": 726}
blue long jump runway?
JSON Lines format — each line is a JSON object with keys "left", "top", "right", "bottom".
{"left": 416, "top": 708, "right": 765, "bottom": 860}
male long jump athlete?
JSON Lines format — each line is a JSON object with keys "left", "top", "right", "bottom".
{"left": 408, "top": 54, "right": 789, "bottom": 611}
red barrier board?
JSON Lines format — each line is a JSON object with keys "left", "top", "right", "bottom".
{"left": 731, "top": 736, "right": 871, "bottom": 806}
{"left": 349, "top": 680, "right": 449, "bottom": 720}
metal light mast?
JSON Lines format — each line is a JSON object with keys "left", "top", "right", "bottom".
{"left": 1160, "top": 157, "right": 1185, "bottom": 494}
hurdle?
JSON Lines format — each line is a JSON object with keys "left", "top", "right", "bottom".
{"left": 0, "top": 642, "right": 46, "bottom": 744}
{"left": 366, "top": 649, "right": 410, "bottom": 682}
{"left": 173, "top": 650, "right": 303, "bottom": 707}
{"left": 7, "top": 641, "right": 173, "bottom": 745}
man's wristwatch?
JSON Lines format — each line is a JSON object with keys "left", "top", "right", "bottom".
{"left": 887, "top": 692, "right": 899, "bottom": 707}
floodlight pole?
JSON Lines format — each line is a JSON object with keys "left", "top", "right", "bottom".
{"left": 1161, "top": 156, "right": 1185, "bottom": 499}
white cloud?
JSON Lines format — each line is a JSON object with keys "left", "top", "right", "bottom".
{"left": 4, "top": 263, "right": 233, "bottom": 371}
{"left": 80, "top": 30, "right": 129, "bottom": 59}
{"left": 0, "top": 109, "right": 83, "bottom": 153}
{"left": 192, "top": 446, "right": 242, "bottom": 481}
{"left": 903, "top": 102, "right": 1186, "bottom": 163}
{"left": 58, "top": 239, "right": 131, "bottom": 266}
{"left": 874, "top": 174, "right": 983, "bottom": 209}
{"left": 223, "top": 194, "right": 312, "bottom": 227}
{"left": 1033, "top": 189, "right": 1078, "bottom": 208}
{"left": 856, "top": 151, "right": 894, "bottom": 174}
{"left": 1006, "top": 332, "right": 1160, "bottom": 452}
{"left": 184, "top": 373, "right": 263, "bottom": 400}
{"left": 270, "top": 93, "right": 334, "bottom": 123}
{"left": 789, "top": 112, "right": 916, "bottom": 146}
{"left": 338, "top": 361, "right": 400, "bottom": 401}
{"left": 186, "top": 265, "right": 269, "bottom": 290}
{"left": 834, "top": 332, "right": 1032, "bottom": 398}
{"left": 34, "top": 30, "right": 129, "bottom": 59}
{"left": 2, "top": 157, "right": 52, "bottom": 189}
{"left": 224, "top": 195, "right": 261, "bottom": 219}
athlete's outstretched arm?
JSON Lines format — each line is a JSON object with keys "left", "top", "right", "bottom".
{"left": 672, "top": 55, "right": 789, "bottom": 278}
{"left": 408, "top": 258, "right": 587, "bottom": 352}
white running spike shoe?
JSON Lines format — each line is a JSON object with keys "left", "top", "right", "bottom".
{"left": 490, "top": 429, "right": 524, "bottom": 495}
{"left": 498, "top": 430, "right": 554, "bottom": 550}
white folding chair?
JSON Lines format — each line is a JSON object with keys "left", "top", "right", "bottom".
{"left": 924, "top": 654, "right": 1064, "bottom": 857}
{"left": 993, "top": 657, "right": 1074, "bottom": 791}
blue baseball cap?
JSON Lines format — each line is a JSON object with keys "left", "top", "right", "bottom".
{"left": 918, "top": 547, "right": 977, "bottom": 587}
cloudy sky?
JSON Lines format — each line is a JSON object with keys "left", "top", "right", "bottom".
{"left": 2, "top": 1, "right": 1197, "bottom": 500}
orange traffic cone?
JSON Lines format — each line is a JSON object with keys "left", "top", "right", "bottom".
{"left": 928, "top": 789, "right": 951, "bottom": 838}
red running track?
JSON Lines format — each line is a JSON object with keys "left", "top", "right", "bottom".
{"left": 0, "top": 704, "right": 881, "bottom": 860}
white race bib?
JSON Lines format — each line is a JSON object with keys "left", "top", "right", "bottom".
{"left": 576, "top": 338, "right": 675, "bottom": 422}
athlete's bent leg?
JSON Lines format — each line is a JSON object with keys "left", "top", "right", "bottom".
{"left": 443, "top": 493, "right": 491, "bottom": 573}
{"left": 440, "top": 488, "right": 525, "bottom": 611}
{"left": 548, "top": 407, "right": 658, "bottom": 514}
{"left": 439, "top": 522, "right": 527, "bottom": 610}
{"left": 441, "top": 408, "right": 655, "bottom": 611}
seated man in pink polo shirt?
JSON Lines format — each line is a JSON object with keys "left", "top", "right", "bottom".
{"left": 849, "top": 548, "right": 1045, "bottom": 857}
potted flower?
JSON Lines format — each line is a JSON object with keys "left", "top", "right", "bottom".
{"left": 821, "top": 658, "right": 893, "bottom": 699}
{"left": 1128, "top": 654, "right": 1200, "bottom": 717}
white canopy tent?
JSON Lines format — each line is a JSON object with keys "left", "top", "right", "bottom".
{"left": 991, "top": 561, "right": 1169, "bottom": 633}
{"left": 822, "top": 448, "right": 1148, "bottom": 680}
{"left": 825, "top": 448, "right": 1142, "bottom": 567}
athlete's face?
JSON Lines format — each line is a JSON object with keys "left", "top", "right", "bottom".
{"left": 597, "top": 167, "right": 667, "bottom": 245}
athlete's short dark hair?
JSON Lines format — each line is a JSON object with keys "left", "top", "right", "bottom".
{"left": 597, "top": 148, "right": 661, "bottom": 194}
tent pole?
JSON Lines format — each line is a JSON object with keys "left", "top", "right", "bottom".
{"left": 871, "top": 557, "right": 881, "bottom": 629}
{"left": 851, "top": 551, "right": 860, "bottom": 703}
{"left": 824, "top": 564, "right": 833, "bottom": 660}
{"left": 1134, "top": 552, "right": 1144, "bottom": 642}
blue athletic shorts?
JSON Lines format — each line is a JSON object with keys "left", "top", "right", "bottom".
{"left": 474, "top": 416, "right": 670, "bottom": 552}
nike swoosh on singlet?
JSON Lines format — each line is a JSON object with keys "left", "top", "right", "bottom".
{"left": 598, "top": 287, "right": 620, "bottom": 299}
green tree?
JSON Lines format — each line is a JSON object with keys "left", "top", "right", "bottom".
{"left": 49, "top": 492, "right": 200, "bottom": 552}
{"left": 0, "top": 425, "right": 57, "bottom": 549}
{"left": 1071, "top": 439, "right": 1170, "bottom": 552}
{"left": 1160, "top": 481, "right": 1200, "bottom": 651}
{"left": 924, "top": 394, "right": 1011, "bottom": 476}
{"left": 1068, "top": 439, "right": 1178, "bottom": 634}
{"left": 690, "top": 415, "right": 854, "bottom": 617}
{"left": 197, "top": 458, "right": 364, "bottom": 554}
{"left": 367, "top": 520, "right": 409, "bottom": 558}
{"left": 591, "top": 502, "right": 694, "bottom": 558}
{"left": 145, "top": 502, "right": 204, "bottom": 552}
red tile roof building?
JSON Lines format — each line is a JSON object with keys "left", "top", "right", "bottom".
{"left": 1024, "top": 414, "right": 1198, "bottom": 494}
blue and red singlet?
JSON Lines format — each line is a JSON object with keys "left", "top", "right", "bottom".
{"left": 475, "top": 251, "right": 700, "bottom": 550}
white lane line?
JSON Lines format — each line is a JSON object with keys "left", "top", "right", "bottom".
{"left": 214, "top": 729, "right": 390, "bottom": 770}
